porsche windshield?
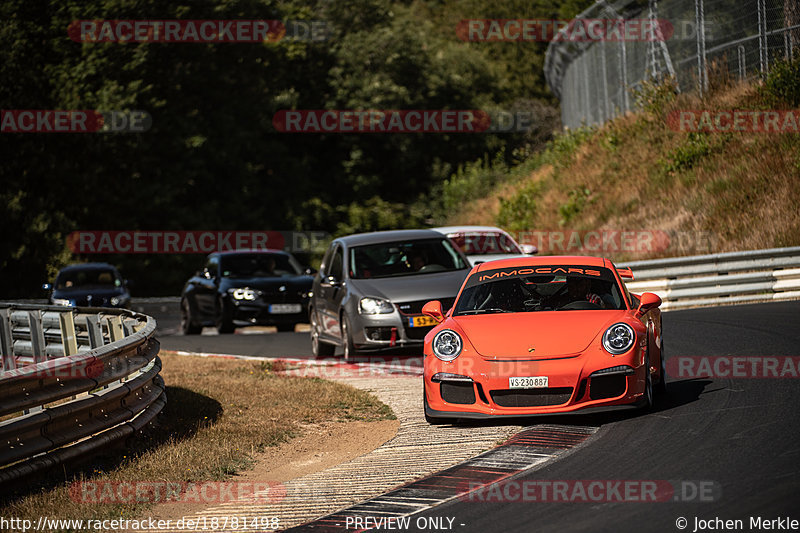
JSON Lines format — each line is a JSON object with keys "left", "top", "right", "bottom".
{"left": 349, "top": 238, "right": 468, "bottom": 279}
{"left": 454, "top": 266, "right": 626, "bottom": 314}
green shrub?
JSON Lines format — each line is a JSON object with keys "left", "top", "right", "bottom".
{"left": 760, "top": 56, "right": 800, "bottom": 106}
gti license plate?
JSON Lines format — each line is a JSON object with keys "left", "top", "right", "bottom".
{"left": 509, "top": 376, "right": 548, "bottom": 389}
{"left": 409, "top": 315, "right": 438, "bottom": 327}
{"left": 269, "top": 304, "right": 301, "bottom": 314}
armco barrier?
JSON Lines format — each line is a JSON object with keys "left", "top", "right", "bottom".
{"left": 622, "top": 246, "right": 800, "bottom": 310}
{"left": 0, "top": 303, "right": 164, "bottom": 485}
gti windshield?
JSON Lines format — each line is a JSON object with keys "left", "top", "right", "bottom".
{"left": 454, "top": 266, "right": 626, "bottom": 314}
{"left": 349, "top": 238, "right": 468, "bottom": 279}
{"left": 447, "top": 232, "right": 521, "bottom": 255}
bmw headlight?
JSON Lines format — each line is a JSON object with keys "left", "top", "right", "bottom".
{"left": 602, "top": 323, "right": 635, "bottom": 355}
{"left": 359, "top": 297, "right": 394, "bottom": 315}
{"left": 230, "top": 288, "right": 257, "bottom": 301}
{"left": 52, "top": 298, "right": 72, "bottom": 306}
{"left": 432, "top": 329, "right": 463, "bottom": 361}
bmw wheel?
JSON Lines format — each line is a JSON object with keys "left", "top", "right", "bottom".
{"left": 216, "top": 298, "right": 235, "bottom": 334}
{"left": 180, "top": 299, "right": 202, "bottom": 335}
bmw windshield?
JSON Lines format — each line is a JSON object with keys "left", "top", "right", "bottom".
{"left": 349, "top": 238, "right": 468, "bottom": 279}
{"left": 454, "top": 266, "right": 627, "bottom": 314}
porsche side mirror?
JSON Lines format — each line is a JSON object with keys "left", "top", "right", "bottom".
{"left": 636, "top": 292, "right": 662, "bottom": 315}
{"left": 422, "top": 300, "right": 444, "bottom": 323}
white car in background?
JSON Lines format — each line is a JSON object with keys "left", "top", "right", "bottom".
{"left": 433, "top": 225, "right": 537, "bottom": 265}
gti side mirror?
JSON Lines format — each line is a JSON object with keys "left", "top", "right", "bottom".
{"left": 325, "top": 275, "right": 342, "bottom": 287}
{"left": 636, "top": 292, "right": 662, "bottom": 316}
{"left": 520, "top": 244, "right": 538, "bottom": 255}
{"left": 422, "top": 300, "right": 444, "bottom": 323}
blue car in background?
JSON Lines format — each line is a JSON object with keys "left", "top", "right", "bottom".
{"left": 44, "top": 262, "right": 131, "bottom": 308}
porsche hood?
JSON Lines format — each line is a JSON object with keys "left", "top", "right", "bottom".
{"left": 452, "top": 311, "right": 632, "bottom": 358}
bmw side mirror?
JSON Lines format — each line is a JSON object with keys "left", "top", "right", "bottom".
{"left": 636, "top": 292, "right": 662, "bottom": 316}
{"left": 422, "top": 300, "right": 445, "bottom": 323}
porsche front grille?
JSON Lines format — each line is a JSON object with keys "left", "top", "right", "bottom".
{"left": 490, "top": 387, "right": 573, "bottom": 407}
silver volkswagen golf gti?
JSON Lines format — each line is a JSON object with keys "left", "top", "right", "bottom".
{"left": 309, "top": 229, "right": 471, "bottom": 359}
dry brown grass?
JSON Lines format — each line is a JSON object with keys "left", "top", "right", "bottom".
{"left": 0, "top": 352, "right": 394, "bottom": 530}
{"left": 454, "top": 80, "right": 800, "bottom": 261}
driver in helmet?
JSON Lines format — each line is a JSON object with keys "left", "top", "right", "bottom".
{"left": 551, "top": 276, "right": 604, "bottom": 309}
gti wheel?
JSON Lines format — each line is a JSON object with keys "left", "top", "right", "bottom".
{"left": 341, "top": 313, "right": 357, "bottom": 362}
{"left": 216, "top": 298, "right": 235, "bottom": 334}
{"left": 310, "top": 309, "right": 335, "bottom": 358}
{"left": 180, "top": 299, "right": 202, "bottom": 335}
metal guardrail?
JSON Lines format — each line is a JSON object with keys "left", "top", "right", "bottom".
{"left": 622, "top": 246, "right": 800, "bottom": 310}
{"left": 0, "top": 303, "right": 165, "bottom": 485}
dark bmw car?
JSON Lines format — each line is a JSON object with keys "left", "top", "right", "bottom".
{"left": 44, "top": 262, "right": 131, "bottom": 308}
{"left": 181, "top": 249, "right": 314, "bottom": 334}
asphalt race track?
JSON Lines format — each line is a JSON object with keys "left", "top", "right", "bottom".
{"left": 157, "top": 301, "right": 800, "bottom": 532}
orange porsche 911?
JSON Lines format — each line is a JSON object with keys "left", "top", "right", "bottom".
{"left": 421, "top": 256, "right": 666, "bottom": 424}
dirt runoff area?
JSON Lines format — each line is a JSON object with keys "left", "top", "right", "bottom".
{"left": 140, "top": 418, "right": 399, "bottom": 527}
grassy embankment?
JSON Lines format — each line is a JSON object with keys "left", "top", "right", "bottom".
{"left": 439, "top": 59, "right": 800, "bottom": 262}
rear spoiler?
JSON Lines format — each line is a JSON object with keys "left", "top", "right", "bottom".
{"left": 617, "top": 267, "right": 635, "bottom": 280}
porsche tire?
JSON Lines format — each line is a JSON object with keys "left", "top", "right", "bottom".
{"left": 424, "top": 392, "right": 451, "bottom": 425}
{"left": 641, "top": 352, "right": 654, "bottom": 410}
{"left": 656, "top": 342, "right": 668, "bottom": 396}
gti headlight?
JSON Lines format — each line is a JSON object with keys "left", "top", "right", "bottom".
{"left": 53, "top": 298, "right": 72, "bottom": 306}
{"left": 230, "top": 288, "right": 257, "bottom": 301}
{"left": 602, "top": 323, "right": 635, "bottom": 355}
{"left": 432, "top": 329, "right": 463, "bottom": 361}
{"left": 359, "top": 297, "right": 394, "bottom": 315}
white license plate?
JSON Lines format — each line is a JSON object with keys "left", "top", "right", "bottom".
{"left": 509, "top": 376, "right": 548, "bottom": 389}
{"left": 269, "top": 304, "right": 302, "bottom": 314}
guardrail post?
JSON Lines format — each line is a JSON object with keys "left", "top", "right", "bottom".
{"left": 59, "top": 310, "right": 78, "bottom": 357}
{"left": 28, "top": 310, "right": 47, "bottom": 363}
{"left": 86, "top": 315, "right": 105, "bottom": 349}
{"left": 106, "top": 315, "right": 124, "bottom": 343}
{"left": 0, "top": 309, "right": 14, "bottom": 372}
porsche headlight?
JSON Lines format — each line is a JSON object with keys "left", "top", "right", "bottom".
{"left": 602, "top": 323, "right": 635, "bottom": 355}
{"left": 432, "top": 329, "right": 463, "bottom": 361}
{"left": 359, "top": 297, "right": 394, "bottom": 315}
{"left": 230, "top": 288, "right": 257, "bottom": 301}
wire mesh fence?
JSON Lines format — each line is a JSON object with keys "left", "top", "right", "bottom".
{"left": 544, "top": 0, "right": 799, "bottom": 129}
